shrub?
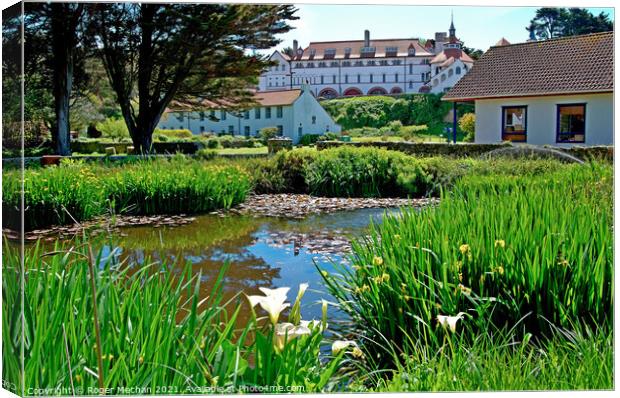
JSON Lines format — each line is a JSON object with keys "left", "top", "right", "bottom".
{"left": 86, "top": 124, "right": 102, "bottom": 138}
{"left": 324, "top": 132, "right": 340, "bottom": 141}
{"left": 153, "top": 128, "right": 194, "bottom": 140}
{"left": 96, "top": 117, "right": 130, "bottom": 142}
{"left": 260, "top": 127, "right": 279, "bottom": 142}
{"left": 195, "top": 148, "right": 219, "bottom": 160}
{"left": 206, "top": 138, "right": 221, "bottom": 149}
{"left": 298, "top": 134, "right": 323, "bottom": 146}
{"left": 459, "top": 113, "right": 476, "bottom": 142}
{"left": 387, "top": 120, "right": 403, "bottom": 133}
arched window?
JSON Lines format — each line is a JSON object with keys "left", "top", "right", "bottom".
{"left": 448, "top": 69, "right": 454, "bottom": 77}
{"left": 433, "top": 79, "right": 438, "bottom": 86}
{"left": 456, "top": 66, "right": 462, "bottom": 75}
{"left": 441, "top": 74, "right": 447, "bottom": 82}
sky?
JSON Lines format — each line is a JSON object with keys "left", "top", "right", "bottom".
{"left": 265, "top": 4, "right": 614, "bottom": 53}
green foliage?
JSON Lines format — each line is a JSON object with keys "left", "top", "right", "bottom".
{"left": 95, "top": 118, "right": 130, "bottom": 142}
{"left": 2, "top": 158, "right": 251, "bottom": 230}
{"left": 321, "top": 162, "right": 612, "bottom": 370}
{"left": 458, "top": 113, "right": 475, "bottom": 142}
{"left": 195, "top": 148, "right": 219, "bottom": 160}
{"left": 528, "top": 7, "right": 613, "bottom": 40}
{"left": 153, "top": 129, "right": 194, "bottom": 139}
{"left": 259, "top": 127, "right": 279, "bottom": 142}
{"left": 2, "top": 244, "right": 344, "bottom": 392}
{"left": 298, "top": 134, "right": 323, "bottom": 146}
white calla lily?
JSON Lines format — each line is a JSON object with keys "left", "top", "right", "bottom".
{"left": 274, "top": 323, "right": 312, "bottom": 350}
{"left": 300, "top": 319, "right": 328, "bottom": 332}
{"left": 258, "top": 295, "right": 290, "bottom": 325}
{"left": 437, "top": 312, "right": 466, "bottom": 332}
{"left": 332, "top": 340, "right": 358, "bottom": 355}
{"left": 258, "top": 287, "right": 290, "bottom": 301}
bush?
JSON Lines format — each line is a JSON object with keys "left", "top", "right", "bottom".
{"left": 205, "top": 138, "right": 221, "bottom": 149}
{"left": 195, "top": 148, "right": 219, "bottom": 160}
{"left": 96, "top": 117, "right": 130, "bottom": 142}
{"left": 298, "top": 134, "right": 323, "bottom": 146}
{"left": 86, "top": 124, "right": 102, "bottom": 138}
{"left": 259, "top": 127, "right": 279, "bottom": 142}
{"left": 153, "top": 129, "right": 194, "bottom": 140}
{"left": 459, "top": 113, "right": 476, "bottom": 142}
{"left": 324, "top": 132, "right": 340, "bottom": 141}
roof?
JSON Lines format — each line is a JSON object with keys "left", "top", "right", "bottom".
{"left": 443, "top": 32, "right": 613, "bottom": 101}
{"left": 298, "top": 38, "right": 433, "bottom": 60}
{"left": 495, "top": 37, "right": 511, "bottom": 46}
{"left": 430, "top": 48, "right": 474, "bottom": 64}
{"left": 168, "top": 89, "right": 302, "bottom": 111}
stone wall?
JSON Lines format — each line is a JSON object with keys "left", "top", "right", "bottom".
{"left": 316, "top": 141, "right": 613, "bottom": 161}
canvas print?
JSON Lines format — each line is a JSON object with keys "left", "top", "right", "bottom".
{"left": 1, "top": 1, "right": 614, "bottom": 395}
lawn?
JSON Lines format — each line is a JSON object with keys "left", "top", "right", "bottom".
{"left": 217, "top": 146, "right": 269, "bottom": 155}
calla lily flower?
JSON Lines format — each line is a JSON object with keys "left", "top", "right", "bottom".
{"left": 332, "top": 340, "right": 358, "bottom": 355}
{"left": 259, "top": 296, "right": 290, "bottom": 325}
{"left": 300, "top": 319, "right": 328, "bottom": 331}
{"left": 274, "top": 323, "right": 311, "bottom": 350}
{"left": 437, "top": 312, "right": 466, "bottom": 332}
{"left": 259, "top": 287, "right": 290, "bottom": 301}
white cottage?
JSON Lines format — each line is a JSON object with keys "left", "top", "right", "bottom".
{"left": 443, "top": 32, "right": 613, "bottom": 146}
{"left": 158, "top": 86, "right": 341, "bottom": 144}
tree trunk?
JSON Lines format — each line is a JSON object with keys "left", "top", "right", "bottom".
{"left": 50, "top": 5, "right": 75, "bottom": 156}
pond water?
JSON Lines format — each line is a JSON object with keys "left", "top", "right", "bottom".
{"left": 93, "top": 207, "right": 399, "bottom": 325}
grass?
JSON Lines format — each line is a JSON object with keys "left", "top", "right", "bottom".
{"left": 2, "top": 157, "right": 251, "bottom": 230}
{"left": 217, "top": 147, "right": 268, "bottom": 155}
{"left": 319, "top": 161, "right": 613, "bottom": 381}
{"left": 2, "top": 241, "right": 344, "bottom": 394}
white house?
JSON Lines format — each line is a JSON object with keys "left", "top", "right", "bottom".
{"left": 258, "top": 18, "right": 472, "bottom": 98}
{"left": 443, "top": 32, "right": 613, "bottom": 146}
{"left": 158, "top": 85, "right": 341, "bottom": 144}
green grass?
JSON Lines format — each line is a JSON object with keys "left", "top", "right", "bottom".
{"left": 217, "top": 146, "right": 268, "bottom": 155}
{"left": 320, "top": 162, "right": 612, "bottom": 376}
{"left": 2, "top": 157, "right": 251, "bottom": 230}
{"left": 2, "top": 242, "right": 344, "bottom": 393}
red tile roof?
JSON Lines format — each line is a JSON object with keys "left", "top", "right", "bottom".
{"left": 430, "top": 48, "right": 474, "bottom": 64}
{"left": 298, "top": 38, "right": 433, "bottom": 60}
{"left": 495, "top": 37, "right": 511, "bottom": 46}
{"left": 443, "top": 32, "right": 613, "bottom": 101}
{"left": 168, "top": 89, "right": 302, "bottom": 111}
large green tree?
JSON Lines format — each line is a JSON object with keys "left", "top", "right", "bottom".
{"left": 90, "top": 3, "right": 297, "bottom": 153}
{"left": 527, "top": 7, "right": 612, "bottom": 40}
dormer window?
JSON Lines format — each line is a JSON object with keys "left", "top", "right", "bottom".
{"left": 324, "top": 48, "right": 336, "bottom": 59}
{"left": 344, "top": 48, "right": 352, "bottom": 58}
{"left": 360, "top": 47, "right": 376, "bottom": 58}
{"left": 385, "top": 46, "right": 398, "bottom": 57}
{"left": 408, "top": 47, "right": 416, "bottom": 56}
{"left": 309, "top": 48, "right": 316, "bottom": 59}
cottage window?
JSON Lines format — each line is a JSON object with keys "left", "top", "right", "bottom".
{"left": 276, "top": 106, "right": 283, "bottom": 118}
{"left": 408, "top": 47, "right": 416, "bottom": 56}
{"left": 200, "top": 126, "right": 205, "bottom": 133}
{"left": 255, "top": 108, "right": 261, "bottom": 119}
{"left": 244, "top": 126, "right": 250, "bottom": 136}
{"left": 502, "top": 106, "right": 527, "bottom": 142}
{"left": 265, "top": 107, "right": 271, "bottom": 119}
{"left": 312, "top": 116, "right": 316, "bottom": 124}
{"left": 210, "top": 110, "right": 216, "bottom": 119}
{"left": 244, "top": 111, "right": 250, "bottom": 119}
{"left": 228, "top": 125, "right": 234, "bottom": 134}
{"left": 277, "top": 125, "right": 284, "bottom": 136}
{"left": 456, "top": 66, "right": 462, "bottom": 75}
{"left": 220, "top": 110, "right": 227, "bottom": 121}
{"left": 199, "top": 112, "right": 205, "bottom": 121}
{"left": 557, "top": 104, "right": 586, "bottom": 143}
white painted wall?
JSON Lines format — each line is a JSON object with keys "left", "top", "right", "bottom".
{"left": 429, "top": 59, "right": 472, "bottom": 94}
{"left": 157, "top": 88, "right": 341, "bottom": 144}
{"left": 474, "top": 93, "right": 613, "bottom": 146}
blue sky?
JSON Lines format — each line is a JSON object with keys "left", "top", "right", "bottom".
{"left": 266, "top": 5, "right": 614, "bottom": 52}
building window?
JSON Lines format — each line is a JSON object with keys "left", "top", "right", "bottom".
{"left": 448, "top": 69, "right": 454, "bottom": 77}
{"left": 357, "top": 74, "right": 361, "bottom": 83}
{"left": 312, "top": 116, "right": 316, "bottom": 124}
{"left": 367, "top": 60, "right": 376, "bottom": 66}
{"left": 456, "top": 66, "right": 462, "bottom": 75}
{"left": 200, "top": 126, "right": 205, "bottom": 133}
{"left": 557, "top": 104, "right": 586, "bottom": 143}
{"left": 333, "top": 75, "right": 336, "bottom": 84}
{"left": 228, "top": 125, "right": 234, "bottom": 134}
{"left": 318, "top": 62, "right": 326, "bottom": 68}
{"left": 244, "top": 126, "right": 250, "bottom": 136}
{"left": 342, "top": 61, "right": 351, "bottom": 67}
{"left": 409, "top": 64, "right": 413, "bottom": 74}
{"left": 244, "top": 111, "right": 249, "bottom": 119}
{"left": 409, "top": 81, "right": 413, "bottom": 89}
{"left": 344, "top": 48, "right": 352, "bottom": 58}
{"left": 298, "top": 125, "right": 303, "bottom": 137}
{"left": 408, "top": 47, "right": 416, "bottom": 56}
{"left": 382, "top": 74, "right": 386, "bottom": 83}
{"left": 441, "top": 74, "right": 447, "bottom": 82}
{"left": 320, "top": 76, "right": 324, "bottom": 84}
{"left": 277, "top": 125, "right": 283, "bottom": 136}
{"left": 210, "top": 110, "right": 216, "bottom": 119}
{"left": 370, "top": 74, "right": 373, "bottom": 83}
{"left": 276, "top": 106, "right": 283, "bottom": 118}
{"left": 255, "top": 108, "right": 261, "bottom": 119}
{"left": 281, "top": 64, "right": 286, "bottom": 71}
{"left": 392, "top": 59, "right": 402, "bottom": 66}
{"left": 345, "top": 75, "right": 349, "bottom": 83}
{"left": 379, "top": 60, "right": 388, "bottom": 66}
{"left": 220, "top": 110, "right": 226, "bottom": 121}
{"left": 265, "top": 107, "right": 271, "bottom": 119}
{"left": 307, "top": 63, "right": 315, "bottom": 68}
{"left": 395, "top": 73, "right": 398, "bottom": 82}
{"left": 502, "top": 106, "right": 527, "bottom": 142}
{"left": 199, "top": 112, "right": 205, "bottom": 121}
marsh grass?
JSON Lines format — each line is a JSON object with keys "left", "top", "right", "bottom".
{"left": 320, "top": 162, "right": 613, "bottom": 375}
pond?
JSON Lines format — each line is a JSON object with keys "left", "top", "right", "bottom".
{"left": 86, "top": 207, "right": 400, "bottom": 326}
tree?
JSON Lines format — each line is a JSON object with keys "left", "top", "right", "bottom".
{"left": 527, "top": 7, "right": 612, "bottom": 40}
{"left": 22, "top": 2, "right": 92, "bottom": 155}
{"left": 458, "top": 112, "right": 475, "bottom": 142}
{"left": 462, "top": 45, "right": 483, "bottom": 60}
{"left": 91, "top": 3, "right": 297, "bottom": 153}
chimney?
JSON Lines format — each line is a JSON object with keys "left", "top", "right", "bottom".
{"left": 364, "top": 30, "right": 370, "bottom": 47}
{"left": 293, "top": 39, "right": 298, "bottom": 54}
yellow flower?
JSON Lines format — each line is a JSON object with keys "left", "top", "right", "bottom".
{"left": 495, "top": 240, "right": 506, "bottom": 249}
{"left": 372, "top": 256, "right": 384, "bottom": 266}
{"left": 75, "top": 374, "right": 82, "bottom": 383}
{"left": 459, "top": 244, "right": 470, "bottom": 255}
{"left": 381, "top": 273, "right": 390, "bottom": 282}
{"left": 497, "top": 266, "right": 505, "bottom": 275}
{"left": 139, "top": 356, "right": 144, "bottom": 365}
{"left": 108, "top": 354, "right": 114, "bottom": 361}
